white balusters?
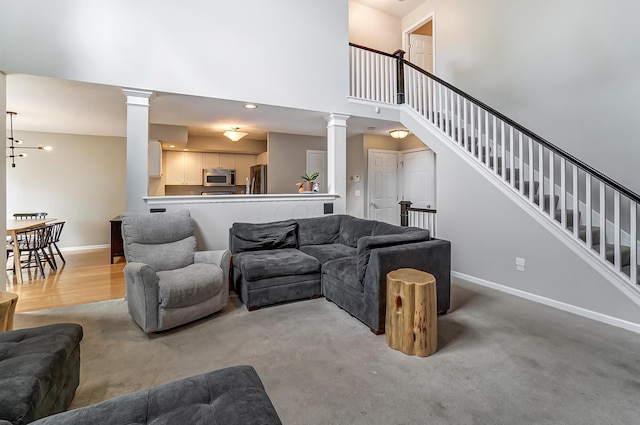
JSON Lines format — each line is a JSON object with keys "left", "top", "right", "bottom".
{"left": 528, "top": 138, "right": 534, "bottom": 202}
{"left": 585, "top": 175, "right": 592, "bottom": 249}
{"left": 599, "top": 182, "right": 606, "bottom": 260}
{"left": 510, "top": 127, "right": 515, "bottom": 189}
{"left": 631, "top": 202, "right": 638, "bottom": 284}
{"left": 549, "top": 151, "right": 555, "bottom": 219}
{"left": 573, "top": 165, "right": 579, "bottom": 238}
{"left": 560, "top": 158, "right": 567, "bottom": 228}
{"left": 501, "top": 121, "right": 506, "bottom": 178}
{"left": 614, "top": 192, "right": 621, "bottom": 270}
{"left": 519, "top": 133, "right": 524, "bottom": 196}
{"left": 538, "top": 144, "right": 544, "bottom": 212}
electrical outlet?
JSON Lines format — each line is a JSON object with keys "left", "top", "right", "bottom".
{"left": 355, "top": 190, "right": 361, "bottom": 197}
{"left": 354, "top": 175, "right": 361, "bottom": 182}
{"left": 516, "top": 257, "right": 526, "bottom": 272}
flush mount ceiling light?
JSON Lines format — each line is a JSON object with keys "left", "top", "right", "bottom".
{"left": 244, "top": 104, "right": 257, "bottom": 109}
{"left": 6, "top": 111, "right": 53, "bottom": 168}
{"left": 389, "top": 129, "right": 410, "bottom": 139}
{"left": 223, "top": 127, "right": 248, "bottom": 142}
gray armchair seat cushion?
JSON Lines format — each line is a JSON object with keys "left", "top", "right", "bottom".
{"left": 0, "top": 324, "right": 83, "bottom": 425}
{"left": 299, "top": 244, "right": 356, "bottom": 265}
{"left": 157, "top": 263, "right": 224, "bottom": 308}
{"left": 233, "top": 248, "right": 320, "bottom": 281}
{"left": 29, "top": 365, "right": 282, "bottom": 425}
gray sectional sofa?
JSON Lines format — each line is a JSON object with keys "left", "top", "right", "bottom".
{"left": 230, "top": 214, "right": 451, "bottom": 333}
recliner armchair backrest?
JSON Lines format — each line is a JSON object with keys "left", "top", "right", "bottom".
{"left": 120, "top": 210, "right": 196, "bottom": 271}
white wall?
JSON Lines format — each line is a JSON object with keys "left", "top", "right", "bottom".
{"left": 0, "top": 74, "right": 6, "bottom": 246}
{"left": 348, "top": 1, "right": 402, "bottom": 53}
{"left": 267, "top": 133, "right": 327, "bottom": 194}
{"left": 6, "top": 131, "right": 126, "bottom": 248}
{"left": 0, "top": 0, "right": 350, "bottom": 114}
{"left": 403, "top": 0, "right": 640, "bottom": 195}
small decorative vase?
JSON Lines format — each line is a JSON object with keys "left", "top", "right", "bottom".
{"left": 303, "top": 181, "right": 314, "bottom": 192}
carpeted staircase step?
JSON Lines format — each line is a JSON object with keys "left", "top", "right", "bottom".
{"left": 555, "top": 209, "right": 580, "bottom": 227}
{"left": 621, "top": 264, "right": 640, "bottom": 285}
{"left": 591, "top": 243, "right": 632, "bottom": 268}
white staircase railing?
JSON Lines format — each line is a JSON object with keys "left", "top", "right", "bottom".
{"left": 349, "top": 43, "right": 640, "bottom": 290}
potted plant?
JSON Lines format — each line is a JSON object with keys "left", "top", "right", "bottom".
{"left": 297, "top": 172, "right": 319, "bottom": 192}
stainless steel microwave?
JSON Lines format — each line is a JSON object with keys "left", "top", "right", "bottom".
{"left": 203, "top": 168, "right": 236, "bottom": 186}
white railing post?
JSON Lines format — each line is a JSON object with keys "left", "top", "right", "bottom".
{"left": 614, "top": 191, "right": 621, "bottom": 270}
{"left": 573, "top": 165, "right": 579, "bottom": 237}
{"left": 599, "top": 182, "right": 606, "bottom": 260}
{"left": 560, "top": 158, "right": 567, "bottom": 228}
{"left": 586, "top": 175, "right": 592, "bottom": 249}
{"left": 631, "top": 202, "right": 638, "bottom": 284}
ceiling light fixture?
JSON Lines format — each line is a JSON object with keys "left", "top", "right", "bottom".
{"left": 6, "top": 111, "right": 53, "bottom": 168}
{"left": 223, "top": 127, "right": 248, "bottom": 142}
{"left": 244, "top": 104, "right": 257, "bottom": 109}
{"left": 389, "top": 129, "right": 410, "bottom": 139}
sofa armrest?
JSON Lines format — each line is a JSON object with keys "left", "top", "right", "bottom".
{"left": 195, "top": 250, "right": 231, "bottom": 291}
{"left": 123, "top": 262, "right": 160, "bottom": 333}
{"left": 362, "top": 239, "right": 451, "bottom": 333}
{"left": 356, "top": 231, "right": 430, "bottom": 282}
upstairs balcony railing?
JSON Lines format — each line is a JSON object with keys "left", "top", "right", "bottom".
{"left": 350, "top": 42, "right": 640, "bottom": 290}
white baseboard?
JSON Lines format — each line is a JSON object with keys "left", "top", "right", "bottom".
{"left": 453, "top": 271, "right": 640, "bottom": 335}
{"left": 60, "top": 244, "right": 110, "bottom": 252}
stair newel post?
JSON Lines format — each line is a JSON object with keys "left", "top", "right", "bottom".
{"left": 393, "top": 49, "right": 406, "bottom": 105}
{"left": 400, "top": 200, "right": 412, "bottom": 227}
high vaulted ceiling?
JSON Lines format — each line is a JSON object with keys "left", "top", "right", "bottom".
{"left": 5, "top": 1, "right": 426, "bottom": 144}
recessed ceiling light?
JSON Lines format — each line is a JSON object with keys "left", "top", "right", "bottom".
{"left": 183, "top": 148, "right": 189, "bottom": 151}
{"left": 169, "top": 145, "right": 175, "bottom": 148}
{"left": 244, "top": 104, "right": 257, "bottom": 109}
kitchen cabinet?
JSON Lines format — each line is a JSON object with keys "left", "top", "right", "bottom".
{"left": 165, "top": 151, "right": 203, "bottom": 185}
{"left": 203, "top": 153, "right": 236, "bottom": 169}
{"left": 236, "top": 154, "right": 257, "bottom": 186}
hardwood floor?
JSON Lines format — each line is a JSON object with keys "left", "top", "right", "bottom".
{"left": 5, "top": 248, "right": 126, "bottom": 313}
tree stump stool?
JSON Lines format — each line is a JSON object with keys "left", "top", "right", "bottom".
{"left": 385, "top": 268, "right": 437, "bottom": 357}
{"left": 0, "top": 291, "right": 19, "bottom": 332}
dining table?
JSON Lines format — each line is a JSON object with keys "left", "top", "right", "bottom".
{"left": 6, "top": 218, "right": 55, "bottom": 284}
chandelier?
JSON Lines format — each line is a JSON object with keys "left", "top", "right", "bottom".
{"left": 6, "top": 111, "right": 52, "bottom": 168}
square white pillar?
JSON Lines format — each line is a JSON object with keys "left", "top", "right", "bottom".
{"left": 123, "top": 88, "right": 153, "bottom": 212}
{"left": 326, "top": 113, "right": 349, "bottom": 214}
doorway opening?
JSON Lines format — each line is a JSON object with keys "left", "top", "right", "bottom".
{"left": 403, "top": 13, "right": 435, "bottom": 74}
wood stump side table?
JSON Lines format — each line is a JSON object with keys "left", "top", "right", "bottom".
{"left": 0, "top": 291, "right": 19, "bottom": 332}
{"left": 385, "top": 268, "right": 437, "bottom": 357}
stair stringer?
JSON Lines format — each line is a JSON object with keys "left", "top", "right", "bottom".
{"left": 399, "top": 105, "right": 640, "bottom": 320}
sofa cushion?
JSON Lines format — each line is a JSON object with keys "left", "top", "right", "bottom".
{"left": 0, "top": 324, "right": 83, "bottom": 425}
{"left": 323, "top": 257, "right": 362, "bottom": 292}
{"left": 29, "top": 365, "right": 282, "bottom": 425}
{"left": 372, "top": 221, "right": 430, "bottom": 238}
{"left": 233, "top": 248, "right": 320, "bottom": 281}
{"left": 299, "top": 244, "right": 356, "bottom": 265}
{"left": 157, "top": 263, "right": 223, "bottom": 308}
{"left": 231, "top": 220, "right": 297, "bottom": 253}
{"left": 296, "top": 215, "right": 341, "bottom": 246}
{"left": 339, "top": 216, "right": 376, "bottom": 247}
{"left": 356, "top": 230, "right": 430, "bottom": 282}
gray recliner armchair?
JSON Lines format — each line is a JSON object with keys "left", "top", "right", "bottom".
{"left": 120, "top": 210, "right": 229, "bottom": 333}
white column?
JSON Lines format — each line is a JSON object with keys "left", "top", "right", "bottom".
{"left": 1, "top": 73, "right": 7, "bottom": 282}
{"left": 123, "top": 88, "right": 153, "bottom": 212}
{"left": 326, "top": 113, "right": 349, "bottom": 214}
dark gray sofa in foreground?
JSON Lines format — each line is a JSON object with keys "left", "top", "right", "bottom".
{"left": 27, "top": 365, "right": 282, "bottom": 425}
{"left": 0, "top": 323, "right": 83, "bottom": 425}
{"left": 230, "top": 214, "right": 451, "bottom": 333}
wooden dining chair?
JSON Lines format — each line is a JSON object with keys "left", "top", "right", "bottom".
{"left": 46, "top": 221, "right": 66, "bottom": 269}
{"left": 8, "top": 226, "right": 55, "bottom": 278}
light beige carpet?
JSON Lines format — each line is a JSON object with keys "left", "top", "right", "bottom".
{"left": 14, "top": 281, "right": 640, "bottom": 425}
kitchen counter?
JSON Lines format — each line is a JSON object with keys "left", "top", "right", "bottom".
{"left": 145, "top": 193, "right": 338, "bottom": 205}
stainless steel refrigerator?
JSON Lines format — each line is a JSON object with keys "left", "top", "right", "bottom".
{"left": 249, "top": 164, "right": 267, "bottom": 194}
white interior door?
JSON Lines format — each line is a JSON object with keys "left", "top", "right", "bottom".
{"left": 368, "top": 150, "right": 399, "bottom": 224}
{"left": 409, "top": 34, "right": 433, "bottom": 73}
{"left": 402, "top": 149, "right": 436, "bottom": 208}
{"left": 306, "top": 150, "right": 327, "bottom": 192}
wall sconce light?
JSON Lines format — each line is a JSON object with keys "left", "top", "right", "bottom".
{"left": 389, "top": 129, "right": 410, "bottom": 139}
{"left": 6, "top": 111, "right": 53, "bottom": 168}
{"left": 223, "top": 127, "right": 248, "bottom": 142}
